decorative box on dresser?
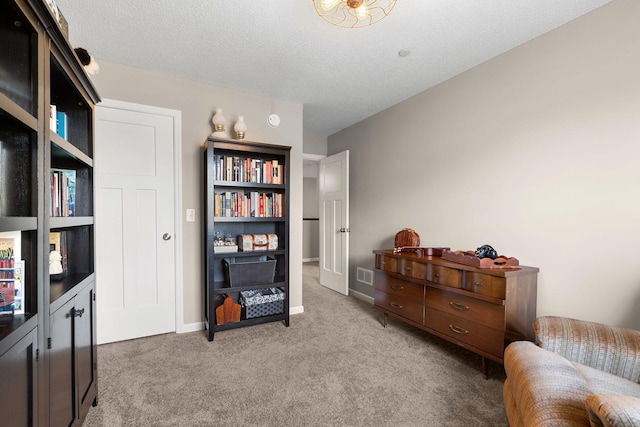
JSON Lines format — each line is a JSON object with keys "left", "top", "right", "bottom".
{"left": 373, "top": 249, "right": 538, "bottom": 378}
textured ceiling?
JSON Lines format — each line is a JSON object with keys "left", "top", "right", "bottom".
{"left": 54, "top": 0, "right": 612, "bottom": 137}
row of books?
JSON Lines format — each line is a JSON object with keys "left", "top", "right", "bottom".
{"left": 0, "top": 237, "right": 24, "bottom": 315}
{"left": 214, "top": 155, "right": 284, "bottom": 184}
{"left": 214, "top": 191, "right": 285, "bottom": 218}
{"left": 50, "top": 168, "right": 76, "bottom": 217}
{"left": 50, "top": 105, "right": 69, "bottom": 140}
{"left": 0, "top": 265, "right": 14, "bottom": 278}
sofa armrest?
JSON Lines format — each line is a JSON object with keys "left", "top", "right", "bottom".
{"left": 535, "top": 316, "right": 640, "bottom": 383}
{"left": 586, "top": 394, "right": 640, "bottom": 427}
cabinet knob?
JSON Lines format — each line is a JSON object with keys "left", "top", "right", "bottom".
{"left": 163, "top": 233, "right": 172, "bottom": 241}
{"left": 435, "top": 273, "right": 441, "bottom": 278}
{"left": 74, "top": 308, "right": 85, "bottom": 318}
{"left": 339, "top": 228, "right": 350, "bottom": 233}
{"left": 474, "top": 282, "right": 484, "bottom": 287}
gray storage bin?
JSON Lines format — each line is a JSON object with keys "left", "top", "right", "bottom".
{"left": 223, "top": 256, "right": 276, "bottom": 287}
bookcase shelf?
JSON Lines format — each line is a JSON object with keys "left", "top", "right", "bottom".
{"left": 204, "top": 137, "right": 291, "bottom": 341}
{"left": 0, "top": 0, "right": 99, "bottom": 425}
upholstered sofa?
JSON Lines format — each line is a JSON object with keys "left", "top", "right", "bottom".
{"left": 503, "top": 316, "right": 640, "bottom": 426}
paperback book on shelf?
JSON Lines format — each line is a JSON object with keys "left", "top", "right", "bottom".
{"left": 13, "top": 260, "right": 25, "bottom": 315}
{"left": 0, "top": 238, "right": 16, "bottom": 316}
{"left": 56, "top": 110, "right": 68, "bottom": 140}
{"left": 50, "top": 105, "right": 57, "bottom": 132}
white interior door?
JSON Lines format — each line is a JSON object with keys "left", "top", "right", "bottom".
{"left": 95, "top": 100, "right": 177, "bottom": 344}
{"left": 319, "top": 150, "right": 349, "bottom": 295}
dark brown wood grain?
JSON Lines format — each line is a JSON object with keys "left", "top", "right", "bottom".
{"left": 373, "top": 249, "right": 538, "bottom": 376}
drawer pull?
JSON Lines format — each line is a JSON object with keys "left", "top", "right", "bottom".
{"left": 390, "top": 284, "right": 404, "bottom": 290}
{"left": 449, "top": 301, "right": 469, "bottom": 311}
{"left": 405, "top": 267, "right": 412, "bottom": 271}
{"left": 435, "top": 273, "right": 441, "bottom": 278}
{"left": 449, "top": 325, "right": 469, "bottom": 335}
{"left": 390, "top": 302, "right": 404, "bottom": 309}
{"left": 474, "top": 282, "right": 484, "bottom": 287}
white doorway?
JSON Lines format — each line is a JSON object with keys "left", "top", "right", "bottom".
{"left": 318, "top": 150, "right": 350, "bottom": 295}
{"left": 303, "top": 154, "right": 323, "bottom": 263}
{"left": 94, "top": 99, "right": 183, "bottom": 344}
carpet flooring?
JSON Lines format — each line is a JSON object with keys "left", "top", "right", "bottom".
{"left": 83, "top": 262, "right": 508, "bottom": 426}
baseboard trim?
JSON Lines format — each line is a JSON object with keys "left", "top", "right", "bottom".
{"left": 177, "top": 307, "right": 304, "bottom": 334}
{"left": 350, "top": 289, "right": 374, "bottom": 304}
{"left": 178, "top": 321, "right": 205, "bottom": 333}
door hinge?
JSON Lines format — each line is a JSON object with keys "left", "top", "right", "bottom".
{"left": 93, "top": 292, "right": 96, "bottom": 301}
{"left": 36, "top": 349, "right": 40, "bottom": 362}
{"left": 47, "top": 337, "right": 52, "bottom": 349}
{"left": 93, "top": 362, "right": 97, "bottom": 371}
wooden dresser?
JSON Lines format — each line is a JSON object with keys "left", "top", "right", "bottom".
{"left": 373, "top": 249, "right": 538, "bottom": 377}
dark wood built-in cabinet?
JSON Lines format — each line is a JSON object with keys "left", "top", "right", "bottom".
{"left": 373, "top": 249, "right": 538, "bottom": 377}
{"left": 204, "top": 137, "right": 291, "bottom": 341}
{"left": 0, "top": 0, "right": 100, "bottom": 425}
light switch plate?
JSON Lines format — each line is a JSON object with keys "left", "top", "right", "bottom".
{"left": 186, "top": 209, "right": 195, "bottom": 222}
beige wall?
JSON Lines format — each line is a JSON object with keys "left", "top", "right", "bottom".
{"left": 90, "top": 60, "right": 304, "bottom": 327}
{"left": 329, "top": 0, "right": 640, "bottom": 329}
{"left": 303, "top": 133, "right": 328, "bottom": 156}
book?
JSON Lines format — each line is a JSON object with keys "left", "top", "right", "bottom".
{"left": 0, "top": 238, "right": 16, "bottom": 315}
{"left": 56, "top": 110, "right": 68, "bottom": 140}
{"left": 13, "top": 260, "right": 25, "bottom": 315}
{"left": 50, "top": 105, "right": 57, "bottom": 132}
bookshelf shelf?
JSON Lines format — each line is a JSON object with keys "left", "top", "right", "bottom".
{"left": 0, "top": 0, "right": 99, "bottom": 425}
{"left": 204, "top": 137, "right": 291, "bottom": 341}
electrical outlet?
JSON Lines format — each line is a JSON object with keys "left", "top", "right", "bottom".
{"left": 186, "top": 209, "right": 195, "bottom": 222}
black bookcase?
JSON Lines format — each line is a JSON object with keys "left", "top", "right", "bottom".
{"left": 0, "top": 0, "right": 99, "bottom": 425}
{"left": 204, "top": 137, "right": 291, "bottom": 341}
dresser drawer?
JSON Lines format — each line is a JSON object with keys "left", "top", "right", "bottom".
{"left": 429, "top": 265, "right": 461, "bottom": 288}
{"left": 463, "top": 272, "right": 506, "bottom": 299}
{"left": 425, "top": 308, "right": 504, "bottom": 357}
{"left": 425, "top": 288, "right": 505, "bottom": 331}
{"left": 375, "top": 272, "right": 424, "bottom": 302}
{"left": 375, "top": 290, "right": 423, "bottom": 325}
{"left": 375, "top": 255, "right": 398, "bottom": 273}
{"left": 399, "top": 259, "right": 427, "bottom": 280}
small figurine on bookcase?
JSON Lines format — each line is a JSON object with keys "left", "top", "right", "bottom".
{"left": 49, "top": 250, "right": 65, "bottom": 280}
{"left": 74, "top": 47, "right": 100, "bottom": 76}
{"left": 211, "top": 108, "right": 229, "bottom": 138}
{"left": 234, "top": 116, "right": 247, "bottom": 140}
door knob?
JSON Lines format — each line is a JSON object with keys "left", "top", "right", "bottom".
{"left": 162, "top": 233, "right": 172, "bottom": 241}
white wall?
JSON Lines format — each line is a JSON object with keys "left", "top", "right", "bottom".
{"left": 90, "top": 60, "right": 304, "bottom": 327}
{"left": 329, "top": 0, "right": 640, "bottom": 329}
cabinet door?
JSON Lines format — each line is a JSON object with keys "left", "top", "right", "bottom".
{"left": 49, "top": 299, "right": 76, "bottom": 427}
{"left": 75, "top": 283, "right": 96, "bottom": 421}
{"left": 0, "top": 328, "right": 38, "bottom": 427}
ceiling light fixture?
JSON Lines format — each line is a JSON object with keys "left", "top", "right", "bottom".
{"left": 313, "top": 0, "right": 397, "bottom": 28}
